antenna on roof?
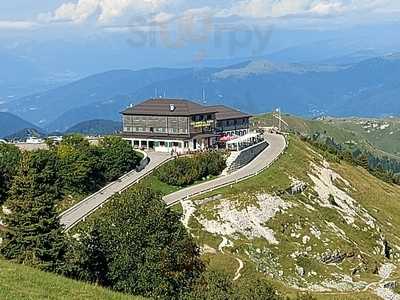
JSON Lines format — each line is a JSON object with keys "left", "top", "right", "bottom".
{"left": 202, "top": 88, "right": 207, "bottom": 104}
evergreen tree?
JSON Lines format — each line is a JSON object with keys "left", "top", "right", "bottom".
{"left": 0, "top": 143, "right": 21, "bottom": 204}
{"left": 0, "top": 170, "right": 7, "bottom": 204}
{"left": 75, "top": 224, "right": 109, "bottom": 285}
{"left": 0, "top": 150, "right": 66, "bottom": 271}
{"left": 79, "top": 187, "right": 204, "bottom": 298}
{"left": 356, "top": 153, "right": 370, "bottom": 170}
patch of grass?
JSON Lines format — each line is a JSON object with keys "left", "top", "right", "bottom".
{"left": 188, "top": 216, "right": 222, "bottom": 250}
{"left": 139, "top": 175, "right": 180, "bottom": 196}
{"left": 202, "top": 252, "right": 239, "bottom": 278}
{"left": 0, "top": 259, "right": 142, "bottom": 300}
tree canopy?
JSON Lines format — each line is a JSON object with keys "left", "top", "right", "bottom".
{"left": 0, "top": 143, "right": 21, "bottom": 205}
{"left": 0, "top": 150, "right": 66, "bottom": 271}
{"left": 70, "top": 188, "right": 204, "bottom": 299}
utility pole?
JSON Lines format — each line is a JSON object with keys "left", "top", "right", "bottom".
{"left": 278, "top": 108, "right": 282, "bottom": 132}
{"left": 273, "top": 107, "right": 288, "bottom": 133}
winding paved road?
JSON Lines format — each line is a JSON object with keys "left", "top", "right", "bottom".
{"left": 163, "top": 133, "right": 287, "bottom": 206}
{"left": 60, "top": 152, "right": 171, "bottom": 231}
{"left": 59, "top": 133, "right": 286, "bottom": 231}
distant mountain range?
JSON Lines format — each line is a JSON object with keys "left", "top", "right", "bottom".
{"left": 4, "top": 68, "right": 192, "bottom": 130}
{"left": 3, "top": 53, "right": 400, "bottom": 131}
{"left": 65, "top": 120, "right": 122, "bottom": 136}
{"left": 0, "top": 112, "right": 41, "bottom": 138}
{"left": 1, "top": 112, "right": 122, "bottom": 140}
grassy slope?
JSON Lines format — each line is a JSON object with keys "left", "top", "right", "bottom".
{"left": 253, "top": 113, "right": 400, "bottom": 159}
{"left": 0, "top": 259, "right": 142, "bottom": 300}
{"left": 182, "top": 136, "right": 400, "bottom": 299}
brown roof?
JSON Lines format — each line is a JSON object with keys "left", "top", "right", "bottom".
{"left": 209, "top": 105, "right": 252, "bottom": 120}
{"left": 122, "top": 98, "right": 251, "bottom": 120}
{"left": 122, "top": 98, "right": 217, "bottom": 116}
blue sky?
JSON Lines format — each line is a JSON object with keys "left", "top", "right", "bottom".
{"left": 1, "top": 0, "right": 400, "bottom": 32}
{"left": 1, "top": 1, "right": 400, "bottom": 78}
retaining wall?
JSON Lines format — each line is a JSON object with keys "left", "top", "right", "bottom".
{"left": 227, "top": 140, "right": 269, "bottom": 174}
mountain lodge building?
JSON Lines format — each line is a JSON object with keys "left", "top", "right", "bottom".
{"left": 121, "top": 98, "right": 252, "bottom": 153}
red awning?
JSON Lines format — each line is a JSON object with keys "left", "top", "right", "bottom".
{"left": 219, "top": 135, "right": 236, "bottom": 142}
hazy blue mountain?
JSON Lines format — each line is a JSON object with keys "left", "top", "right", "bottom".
{"left": 319, "top": 50, "right": 381, "bottom": 65}
{"left": 6, "top": 68, "right": 193, "bottom": 127}
{"left": 4, "top": 128, "right": 46, "bottom": 142}
{"left": 46, "top": 95, "right": 133, "bottom": 132}
{"left": 0, "top": 112, "right": 42, "bottom": 138}
{"left": 9, "top": 53, "right": 400, "bottom": 131}
{"left": 65, "top": 119, "right": 122, "bottom": 136}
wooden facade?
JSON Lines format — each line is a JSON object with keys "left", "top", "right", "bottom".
{"left": 121, "top": 98, "right": 250, "bottom": 153}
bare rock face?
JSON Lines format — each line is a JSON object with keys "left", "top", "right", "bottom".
{"left": 320, "top": 250, "right": 346, "bottom": 264}
{"left": 288, "top": 180, "right": 307, "bottom": 195}
{"left": 296, "top": 265, "right": 305, "bottom": 277}
{"left": 383, "top": 281, "right": 397, "bottom": 290}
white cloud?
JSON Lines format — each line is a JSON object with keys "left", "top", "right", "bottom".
{"left": 151, "top": 12, "right": 175, "bottom": 24}
{"left": 42, "top": 0, "right": 169, "bottom": 24}
{"left": 224, "top": 0, "right": 400, "bottom": 19}
{"left": 0, "top": 20, "right": 36, "bottom": 30}
{"left": 36, "top": 0, "right": 400, "bottom": 30}
{"left": 310, "top": 2, "right": 346, "bottom": 15}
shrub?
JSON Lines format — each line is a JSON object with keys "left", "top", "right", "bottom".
{"left": 156, "top": 151, "right": 226, "bottom": 187}
{"left": 182, "top": 271, "right": 282, "bottom": 300}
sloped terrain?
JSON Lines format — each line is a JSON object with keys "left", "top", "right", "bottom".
{"left": 179, "top": 137, "right": 400, "bottom": 299}
{"left": 0, "top": 259, "right": 142, "bottom": 300}
{"left": 65, "top": 119, "right": 122, "bottom": 135}
{"left": 0, "top": 112, "right": 42, "bottom": 138}
{"left": 253, "top": 114, "right": 400, "bottom": 159}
